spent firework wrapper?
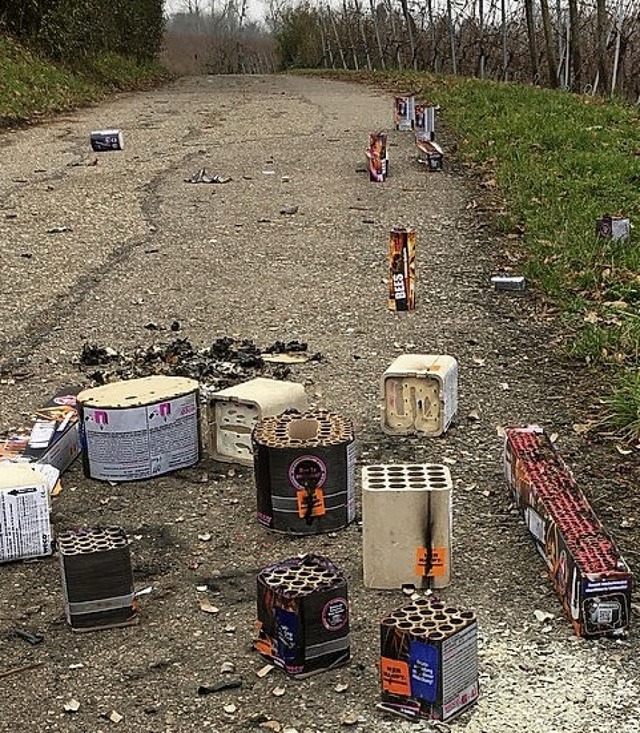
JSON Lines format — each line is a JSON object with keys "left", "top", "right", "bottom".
{"left": 253, "top": 409, "right": 356, "bottom": 535}
{"left": 90, "top": 129, "right": 124, "bottom": 152}
{"left": 388, "top": 227, "right": 416, "bottom": 312}
{"left": 394, "top": 95, "right": 415, "bottom": 131}
{"left": 367, "top": 131, "right": 388, "bottom": 182}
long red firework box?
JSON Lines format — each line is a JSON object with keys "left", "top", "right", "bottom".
{"left": 254, "top": 553, "right": 350, "bottom": 678}
{"left": 503, "top": 425, "right": 632, "bottom": 638}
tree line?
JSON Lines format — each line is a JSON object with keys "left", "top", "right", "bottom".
{"left": 0, "top": 0, "right": 164, "bottom": 62}
{"left": 164, "top": 1, "right": 277, "bottom": 74}
{"left": 274, "top": 0, "right": 640, "bottom": 102}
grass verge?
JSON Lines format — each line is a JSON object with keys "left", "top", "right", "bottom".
{"left": 0, "top": 35, "right": 169, "bottom": 127}
{"left": 302, "top": 68, "right": 640, "bottom": 440}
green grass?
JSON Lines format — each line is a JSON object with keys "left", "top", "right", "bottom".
{"left": 303, "top": 68, "right": 640, "bottom": 439}
{"left": 0, "top": 35, "right": 168, "bottom": 126}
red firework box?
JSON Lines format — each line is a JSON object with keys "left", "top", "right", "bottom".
{"left": 367, "top": 131, "right": 388, "bottom": 182}
{"left": 503, "top": 426, "right": 632, "bottom": 637}
{"left": 254, "top": 553, "right": 350, "bottom": 678}
{"left": 388, "top": 227, "right": 416, "bottom": 311}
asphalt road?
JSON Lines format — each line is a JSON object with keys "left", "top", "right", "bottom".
{"left": 0, "top": 74, "right": 638, "bottom": 733}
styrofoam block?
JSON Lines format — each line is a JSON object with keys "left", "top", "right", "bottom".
{"left": 362, "top": 463, "right": 452, "bottom": 589}
{"left": 381, "top": 354, "right": 458, "bottom": 436}
{"left": 207, "top": 377, "right": 307, "bottom": 465}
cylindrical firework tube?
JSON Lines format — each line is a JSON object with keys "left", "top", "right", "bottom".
{"left": 388, "top": 227, "right": 416, "bottom": 312}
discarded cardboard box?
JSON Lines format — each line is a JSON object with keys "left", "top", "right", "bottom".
{"left": 0, "top": 387, "right": 82, "bottom": 474}
{"left": 0, "top": 463, "right": 55, "bottom": 563}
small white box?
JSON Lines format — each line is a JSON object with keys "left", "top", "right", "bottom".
{"left": 206, "top": 378, "right": 307, "bottom": 465}
{"left": 363, "top": 463, "right": 452, "bottom": 589}
{"left": 381, "top": 354, "right": 458, "bottom": 436}
{"left": 0, "top": 463, "right": 53, "bottom": 563}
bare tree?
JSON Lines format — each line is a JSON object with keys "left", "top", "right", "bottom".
{"left": 568, "top": 0, "right": 582, "bottom": 89}
{"left": 540, "top": 0, "right": 559, "bottom": 86}
{"left": 399, "top": 0, "right": 417, "bottom": 69}
{"left": 524, "top": 0, "right": 539, "bottom": 81}
{"left": 353, "top": 0, "right": 373, "bottom": 69}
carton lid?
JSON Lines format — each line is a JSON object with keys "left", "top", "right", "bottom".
{"left": 77, "top": 375, "right": 199, "bottom": 408}
{"left": 0, "top": 462, "right": 48, "bottom": 490}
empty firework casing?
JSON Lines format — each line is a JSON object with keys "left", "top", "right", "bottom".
{"left": 0, "top": 463, "right": 55, "bottom": 563}
{"left": 367, "top": 131, "right": 389, "bottom": 182}
{"left": 77, "top": 375, "right": 200, "bottom": 482}
{"left": 205, "top": 378, "right": 307, "bottom": 465}
{"left": 90, "top": 129, "right": 124, "bottom": 152}
{"left": 416, "top": 137, "right": 444, "bottom": 171}
{"left": 58, "top": 526, "right": 138, "bottom": 632}
{"left": 491, "top": 275, "right": 526, "bottom": 291}
{"left": 388, "top": 227, "right": 416, "bottom": 312}
{"left": 381, "top": 354, "right": 458, "bottom": 436}
{"left": 595, "top": 215, "right": 630, "bottom": 241}
{"left": 253, "top": 410, "right": 356, "bottom": 534}
{"left": 504, "top": 425, "right": 632, "bottom": 637}
{"left": 0, "top": 386, "right": 82, "bottom": 474}
{"left": 379, "top": 598, "right": 479, "bottom": 722}
{"left": 254, "top": 553, "right": 350, "bottom": 677}
{"left": 362, "top": 464, "right": 452, "bottom": 589}
{"left": 394, "top": 95, "right": 415, "bottom": 131}
{"left": 414, "top": 105, "right": 436, "bottom": 140}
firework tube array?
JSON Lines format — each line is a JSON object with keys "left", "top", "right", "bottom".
{"left": 253, "top": 409, "right": 356, "bottom": 534}
{"left": 58, "top": 525, "right": 138, "bottom": 632}
{"left": 254, "top": 553, "right": 350, "bottom": 677}
{"left": 379, "top": 598, "right": 479, "bottom": 722}
{"left": 504, "top": 425, "right": 632, "bottom": 637}
{"left": 363, "top": 463, "right": 453, "bottom": 590}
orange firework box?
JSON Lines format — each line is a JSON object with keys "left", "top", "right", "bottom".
{"left": 388, "top": 227, "right": 416, "bottom": 312}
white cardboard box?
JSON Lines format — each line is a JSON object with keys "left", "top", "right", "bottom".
{"left": 0, "top": 463, "right": 54, "bottom": 563}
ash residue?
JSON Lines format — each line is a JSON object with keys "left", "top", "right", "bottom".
{"left": 77, "top": 337, "right": 321, "bottom": 388}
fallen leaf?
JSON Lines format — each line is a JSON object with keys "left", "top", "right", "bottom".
{"left": 199, "top": 600, "right": 219, "bottom": 614}
{"left": 467, "top": 408, "right": 481, "bottom": 421}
